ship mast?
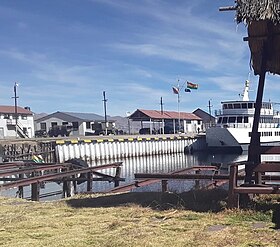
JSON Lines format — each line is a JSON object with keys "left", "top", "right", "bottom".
{"left": 242, "top": 80, "right": 250, "bottom": 101}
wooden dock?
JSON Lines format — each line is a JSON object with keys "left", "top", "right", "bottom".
{"left": 0, "top": 160, "right": 124, "bottom": 201}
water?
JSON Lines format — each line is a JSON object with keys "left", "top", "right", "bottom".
{"left": 3, "top": 151, "right": 279, "bottom": 200}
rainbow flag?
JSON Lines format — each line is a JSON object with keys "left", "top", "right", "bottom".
{"left": 187, "top": 81, "right": 198, "bottom": 89}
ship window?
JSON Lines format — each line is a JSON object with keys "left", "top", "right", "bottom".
{"left": 223, "top": 104, "right": 228, "bottom": 109}
{"left": 233, "top": 103, "right": 241, "bottom": 109}
{"left": 248, "top": 103, "right": 253, "bottom": 108}
{"left": 222, "top": 117, "right": 228, "bottom": 123}
{"left": 237, "top": 116, "right": 242, "bottom": 123}
{"left": 228, "top": 117, "right": 236, "bottom": 123}
{"left": 244, "top": 116, "right": 248, "bottom": 123}
{"left": 217, "top": 117, "right": 222, "bottom": 124}
{"left": 249, "top": 132, "right": 251, "bottom": 137}
{"left": 228, "top": 104, "right": 233, "bottom": 109}
{"left": 241, "top": 103, "right": 247, "bottom": 109}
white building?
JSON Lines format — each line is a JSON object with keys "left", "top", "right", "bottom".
{"left": 129, "top": 109, "right": 203, "bottom": 134}
{"left": 0, "top": 105, "right": 34, "bottom": 138}
{"left": 35, "top": 111, "right": 116, "bottom": 136}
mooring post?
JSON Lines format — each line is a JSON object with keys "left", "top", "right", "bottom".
{"left": 114, "top": 166, "right": 121, "bottom": 187}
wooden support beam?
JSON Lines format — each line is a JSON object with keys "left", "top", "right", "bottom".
{"left": 219, "top": 6, "right": 237, "bottom": 11}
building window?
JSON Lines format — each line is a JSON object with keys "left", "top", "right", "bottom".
{"left": 4, "top": 114, "right": 9, "bottom": 119}
{"left": 86, "top": 122, "right": 91, "bottom": 129}
{"left": 72, "top": 122, "right": 79, "bottom": 131}
{"left": 51, "top": 122, "right": 58, "bottom": 127}
{"left": 62, "top": 122, "right": 68, "bottom": 125}
{"left": 40, "top": 123, "right": 47, "bottom": 130}
{"left": 22, "top": 115, "right": 27, "bottom": 120}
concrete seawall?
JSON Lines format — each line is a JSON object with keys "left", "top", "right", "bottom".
{"left": 56, "top": 135, "right": 206, "bottom": 163}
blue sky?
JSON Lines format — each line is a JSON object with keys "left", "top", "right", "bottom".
{"left": 1, "top": 0, "right": 279, "bottom": 116}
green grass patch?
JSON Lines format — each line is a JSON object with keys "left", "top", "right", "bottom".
{"left": 0, "top": 192, "right": 279, "bottom": 247}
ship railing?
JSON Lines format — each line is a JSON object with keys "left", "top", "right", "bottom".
{"left": 259, "top": 123, "right": 280, "bottom": 128}
{"left": 221, "top": 123, "right": 252, "bottom": 128}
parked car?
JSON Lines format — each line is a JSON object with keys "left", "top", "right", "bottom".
{"left": 139, "top": 128, "right": 157, "bottom": 135}
{"left": 35, "top": 130, "right": 47, "bottom": 138}
{"left": 48, "top": 125, "right": 72, "bottom": 137}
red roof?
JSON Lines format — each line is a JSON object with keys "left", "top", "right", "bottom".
{"left": 0, "top": 105, "right": 33, "bottom": 115}
{"left": 130, "top": 109, "right": 201, "bottom": 120}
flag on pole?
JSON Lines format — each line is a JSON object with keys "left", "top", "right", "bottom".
{"left": 185, "top": 88, "right": 191, "bottom": 93}
{"left": 187, "top": 81, "right": 198, "bottom": 90}
{"left": 172, "top": 86, "right": 179, "bottom": 94}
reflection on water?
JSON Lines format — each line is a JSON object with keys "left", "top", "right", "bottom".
{"left": 79, "top": 151, "right": 249, "bottom": 192}
{"left": 2, "top": 150, "right": 268, "bottom": 199}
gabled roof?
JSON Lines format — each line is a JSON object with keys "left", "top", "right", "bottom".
{"left": 129, "top": 109, "right": 201, "bottom": 121}
{"left": 0, "top": 105, "right": 33, "bottom": 115}
{"left": 35, "top": 111, "right": 114, "bottom": 122}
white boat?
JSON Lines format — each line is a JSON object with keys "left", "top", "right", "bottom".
{"left": 206, "top": 80, "right": 280, "bottom": 153}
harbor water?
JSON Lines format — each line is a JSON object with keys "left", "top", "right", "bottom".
{"left": 1, "top": 151, "right": 249, "bottom": 200}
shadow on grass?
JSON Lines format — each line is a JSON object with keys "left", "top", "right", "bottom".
{"left": 66, "top": 188, "right": 228, "bottom": 212}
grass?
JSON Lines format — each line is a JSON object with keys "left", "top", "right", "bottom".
{"left": 0, "top": 190, "right": 279, "bottom": 247}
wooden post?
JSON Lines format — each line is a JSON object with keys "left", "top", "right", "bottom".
{"left": 161, "top": 180, "right": 168, "bottom": 192}
{"left": 228, "top": 164, "right": 238, "bottom": 208}
{"left": 31, "top": 182, "right": 40, "bottom": 201}
{"left": 72, "top": 175, "right": 77, "bottom": 194}
{"left": 114, "top": 166, "right": 121, "bottom": 187}
{"left": 246, "top": 40, "right": 268, "bottom": 184}
{"left": 195, "top": 170, "right": 200, "bottom": 189}
{"left": 18, "top": 172, "right": 24, "bottom": 198}
{"left": 30, "top": 171, "right": 40, "bottom": 201}
{"left": 62, "top": 179, "right": 71, "bottom": 198}
{"left": 87, "top": 172, "right": 93, "bottom": 192}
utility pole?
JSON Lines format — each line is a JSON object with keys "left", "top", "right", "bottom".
{"left": 126, "top": 111, "right": 131, "bottom": 135}
{"left": 102, "top": 91, "right": 108, "bottom": 135}
{"left": 12, "top": 83, "right": 19, "bottom": 138}
{"left": 208, "top": 99, "right": 213, "bottom": 127}
{"left": 160, "top": 97, "right": 164, "bottom": 134}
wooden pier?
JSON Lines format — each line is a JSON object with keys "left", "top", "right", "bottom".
{"left": 0, "top": 160, "right": 124, "bottom": 201}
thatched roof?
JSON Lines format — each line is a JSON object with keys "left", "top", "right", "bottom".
{"left": 236, "top": 0, "right": 280, "bottom": 24}
{"left": 236, "top": 0, "right": 280, "bottom": 76}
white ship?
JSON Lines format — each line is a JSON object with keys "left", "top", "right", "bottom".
{"left": 206, "top": 80, "right": 280, "bottom": 153}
